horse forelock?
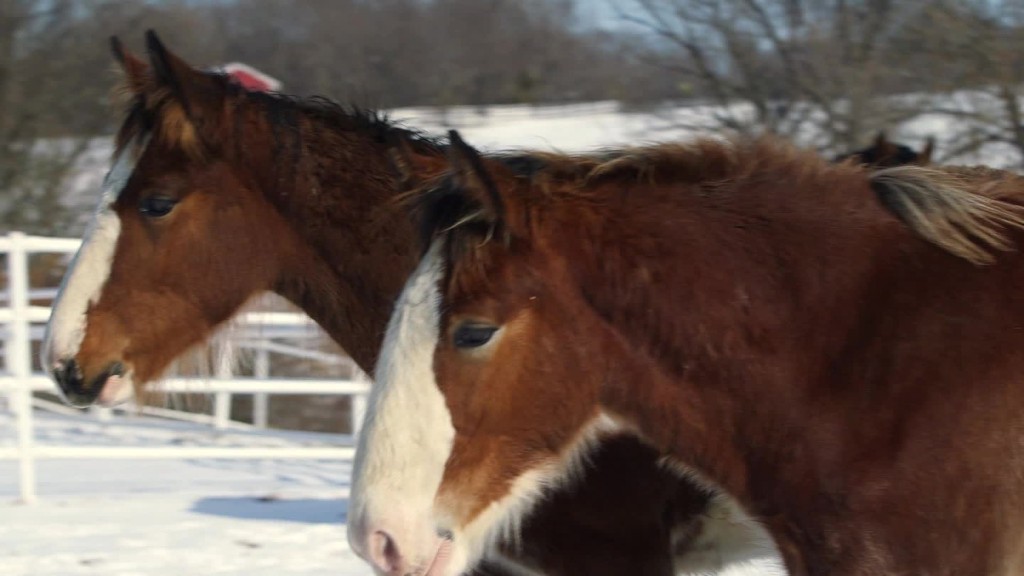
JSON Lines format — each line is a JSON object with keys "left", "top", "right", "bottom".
{"left": 113, "top": 92, "right": 204, "bottom": 163}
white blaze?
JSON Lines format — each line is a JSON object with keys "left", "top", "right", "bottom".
{"left": 42, "top": 138, "right": 146, "bottom": 370}
{"left": 347, "top": 241, "right": 456, "bottom": 570}
{"left": 347, "top": 241, "right": 627, "bottom": 576}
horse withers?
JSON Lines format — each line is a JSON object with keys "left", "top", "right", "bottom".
{"left": 351, "top": 129, "right": 1024, "bottom": 575}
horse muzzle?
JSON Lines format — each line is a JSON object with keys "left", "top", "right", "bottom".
{"left": 52, "top": 359, "right": 127, "bottom": 408}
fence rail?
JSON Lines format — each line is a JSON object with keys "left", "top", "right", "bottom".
{"left": 0, "top": 232, "right": 370, "bottom": 503}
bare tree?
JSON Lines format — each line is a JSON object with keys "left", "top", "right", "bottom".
{"left": 0, "top": 0, "right": 230, "bottom": 235}
{"left": 901, "top": 1, "right": 1024, "bottom": 167}
{"left": 621, "top": 0, "right": 937, "bottom": 151}
{"left": 1, "top": 1, "right": 121, "bottom": 235}
{"left": 0, "top": 0, "right": 76, "bottom": 235}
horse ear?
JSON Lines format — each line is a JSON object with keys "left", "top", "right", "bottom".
{"left": 110, "top": 36, "right": 148, "bottom": 95}
{"left": 388, "top": 132, "right": 445, "bottom": 190}
{"left": 873, "top": 130, "right": 897, "bottom": 162}
{"left": 446, "top": 129, "right": 506, "bottom": 231}
{"left": 919, "top": 137, "right": 935, "bottom": 165}
{"left": 144, "top": 30, "right": 223, "bottom": 130}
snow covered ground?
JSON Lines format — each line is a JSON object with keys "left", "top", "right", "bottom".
{"left": 0, "top": 409, "right": 363, "bottom": 576}
{"left": 0, "top": 407, "right": 786, "bottom": 576}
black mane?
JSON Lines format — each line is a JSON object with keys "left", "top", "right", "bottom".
{"left": 115, "top": 68, "right": 444, "bottom": 159}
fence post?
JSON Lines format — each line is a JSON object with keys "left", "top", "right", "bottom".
{"left": 213, "top": 343, "right": 232, "bottom": 431}
{"left": 252, "top": 347, "right": 269, "bottom": 428}
{"left": 7, "top": 232, "right": 37, "bottom": 503}
{"left": 350, "top": 368, "right": 370, "bottom": 440}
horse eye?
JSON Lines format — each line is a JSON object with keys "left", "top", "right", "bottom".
{"left": 139, "top": 196, "right": 178, "bottom": 218}
{"left": 453, "top": 324, "right": 498, "bottom": 349}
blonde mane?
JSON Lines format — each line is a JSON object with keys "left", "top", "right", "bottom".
{"left": 871, "top": 165, "right": 1024, "bottom": 265}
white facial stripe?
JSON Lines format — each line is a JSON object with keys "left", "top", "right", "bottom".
{"left": 347, "top": 241, "right": 455, "bottom": 568}
{"left": 42, "top": 138, "right": 147, "bottom": 368}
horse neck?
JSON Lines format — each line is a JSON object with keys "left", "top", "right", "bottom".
{"left": 568, "top": 177, "right": 880, "bottom": 498}
{"left": 229, "top": 104, "right": 424, "bottom": 373}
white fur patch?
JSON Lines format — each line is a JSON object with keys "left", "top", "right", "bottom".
{"left": 347, "top": 242, "right": 456, "bottom": 570}
{"left": 42, "top": 138, "right": 147, "bottom": 371}
{"left": 659, "top": 460, "right": 788, "bottom": 575}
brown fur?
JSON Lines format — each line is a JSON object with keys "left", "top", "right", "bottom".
{"left": 63, "top": 32, "right": 733, "bottom": 576}
{"left": 413, "top": 131, "right": 1024, "bottom": 575}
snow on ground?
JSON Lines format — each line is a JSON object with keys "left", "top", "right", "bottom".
{"left": 392, "top": 101, "right": 703, "bottom": 151}
{"left": 1, "top": 490, "right": 360, "bottom": 576}
{"left": 0, "top": 408, "right": 781, "bottom": 576}
{"left": 0, "top": 409, "right": 366, "bottom": 576}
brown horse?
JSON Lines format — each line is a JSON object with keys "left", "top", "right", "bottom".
{"left": 41, "top": 32, "right": 781, "bottom": 575}
{"left": 350, "top": 129, "right": 1024, "bottom": 576}
{"left": 834, "top": 131, "right": 935, "bottom": 167}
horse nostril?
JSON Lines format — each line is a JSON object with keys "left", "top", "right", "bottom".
{"left": 369, "top": 530, "right": 405, "bottom": 574}
{"left": 51, "top": 359, "right": 99, "bottom": 407}
{"left": 436, "top": 528, "right": 454, "bottom": 541}
{"left": 53, "top": 358, "right": 80, "bottom": 389}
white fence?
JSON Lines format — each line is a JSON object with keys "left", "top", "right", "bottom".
{"left": 0, "top": 232, "right": 371, "bottom": 503}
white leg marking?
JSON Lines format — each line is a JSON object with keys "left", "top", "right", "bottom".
{"left": 42, "top": 138, "right": 147, "bottom": 370}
